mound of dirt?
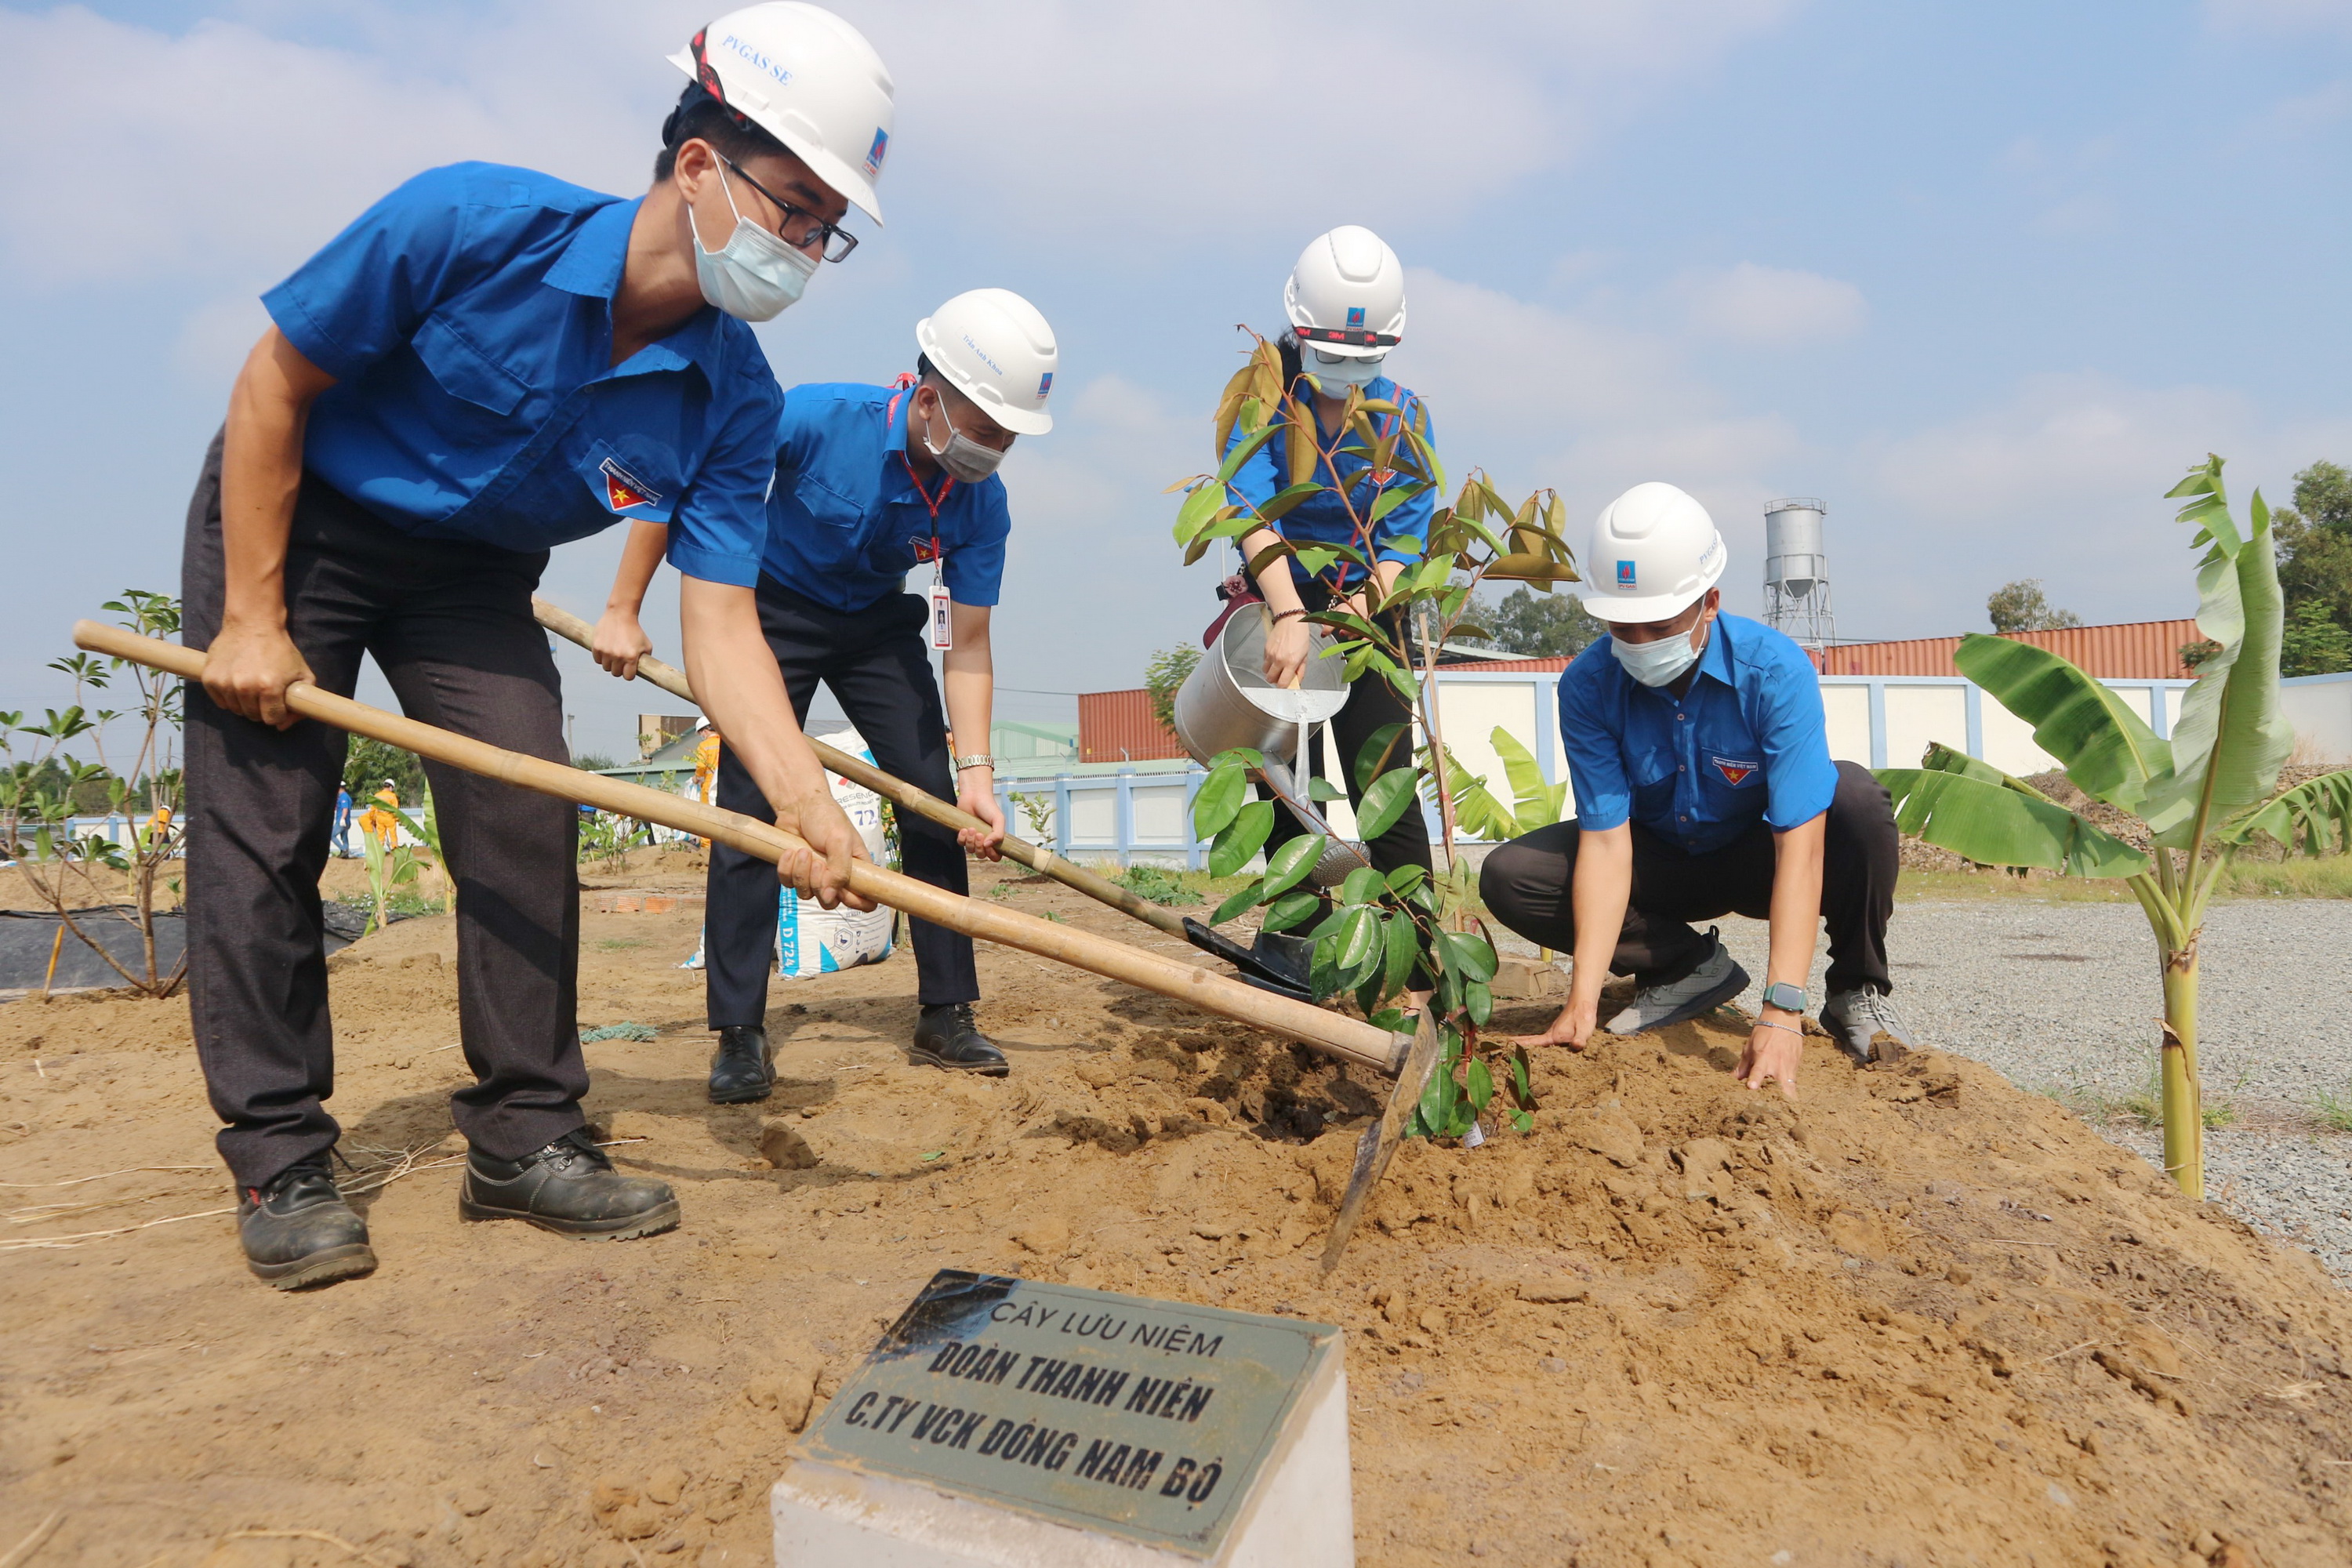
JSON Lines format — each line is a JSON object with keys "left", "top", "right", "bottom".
{"left": 2, "top": 862, "right": 2348, "bottom": 1567}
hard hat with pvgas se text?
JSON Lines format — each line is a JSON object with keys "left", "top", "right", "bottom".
{"left": 670, "top": 3, "right": 896, "bottom": 223}
{"left": 916, "top": 289, "right": 1058, "bottom": 437}
{"left": 1285, "top": 226, "right": 1407, "bottom": 361}
{"left": 1579, "top": 482, "right": 1727, "bottom": 624}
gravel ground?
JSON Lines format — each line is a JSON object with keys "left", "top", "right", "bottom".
{"left": 1495, "top": 896, "right": 2352, "bottom": 1280}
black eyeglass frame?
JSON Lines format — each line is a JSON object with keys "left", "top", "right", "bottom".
{"left": 718, "top": 154, "right": 860, "bottom": 263}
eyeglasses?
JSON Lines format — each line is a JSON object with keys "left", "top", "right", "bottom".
{"left": 720, "top": 154, "right": 860, "bottom": 263}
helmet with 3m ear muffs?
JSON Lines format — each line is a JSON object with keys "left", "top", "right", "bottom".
{"left": 667, "top": 2, "right": 896, "bottom": 223}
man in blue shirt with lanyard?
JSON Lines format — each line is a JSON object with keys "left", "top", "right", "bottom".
{"left": 592, "top": 289, "right": 1055, "bottom": 1094}
{"left": 1482, "top": 483, "right": 1912, "bottom": 1095}
{"left": 183, "top": 4, "right": 895, "bottom": 1289}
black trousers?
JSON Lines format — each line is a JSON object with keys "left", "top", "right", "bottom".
{"left": 181, "top": 433, "right": 586, "bottom": 1189}
{"left": 1478, "top": 760, "right": 1897, "bottom": 996}
{"left": 1254, "top": 584, "right": 1434, "bottom": 892}
{"left": 706, "top": 579, "right": 975, "bottom": 1027}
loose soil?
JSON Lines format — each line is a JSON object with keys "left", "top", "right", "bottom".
{"left": 2, "top": 858, "right": 2349, "bottom": 1567}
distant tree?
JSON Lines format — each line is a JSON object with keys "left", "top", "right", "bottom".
{"left": 572, "top": 753, "right": 620, "bottom": 773}
{"left": 1143, "top": 644, "right": 1201, "bottom": 735}
{"left": 2274, "top": 459, "right": 2352, "bottom": 663}
{"left": 1473, "top": 586, "right": 1604, "bottom": 658}
{"left": 1986, "top": 579, "right": 2084, "bottom": 633}
{"left": 2281, "top": 599, "right": 2352, "bottom": 678}
{"left": 343, "top": 736, "right": 425, "bottom": 801}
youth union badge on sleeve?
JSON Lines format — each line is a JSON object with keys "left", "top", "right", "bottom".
{"left": 601, "top": 457, "right": 662, "bottom": 513}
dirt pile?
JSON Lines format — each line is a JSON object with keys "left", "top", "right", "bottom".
{"left": 2, "top": 861, "right": 2349, "bottom": 1566}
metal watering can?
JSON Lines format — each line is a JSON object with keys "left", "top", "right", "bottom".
{"left": 1173, "top": 606, "right": 1367, "bottom": 888}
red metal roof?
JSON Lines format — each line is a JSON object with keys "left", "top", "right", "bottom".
{"left": 1817, "top": 619, "right": 2204, "bottom": 680}
{"left": 1077, "top": 688, "right": 1188, "bottom": 763}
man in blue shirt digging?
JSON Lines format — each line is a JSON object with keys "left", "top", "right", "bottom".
{"left": 182, "top": 4, "right": 895, "bottom": 1289}
{"left": 1481, "top": 483, "right": 1912, "bottom": 1095}
{"left": 592, "top": 289, "right": 1057, "bottom": 1094}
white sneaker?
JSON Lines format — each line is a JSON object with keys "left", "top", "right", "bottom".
{"left": 1603, "top": 931, "right": 1750, "bottom": 1035}
{"left": 1820, "top": 988, "right": 1913, "bottom": 1065}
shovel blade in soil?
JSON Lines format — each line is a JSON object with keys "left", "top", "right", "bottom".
{"left": 1320, "top": 1010, "right": 1443, "bottom": 1274}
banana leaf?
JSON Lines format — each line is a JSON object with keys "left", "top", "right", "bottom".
{"left": 1951, "top": 633, "right": 2171, "bottom": 816}
{"left": 2217, "top": 767, "right": 2352, "bottom": 857}
{"left": 1879, "top": 767, "right": 2149, "bottom": 878}
{"left": 2143, "top": 457, "right": 2296, "bottom": 850}
{"left": 1491, "top": 727, "right": 1566, "bottom": 832}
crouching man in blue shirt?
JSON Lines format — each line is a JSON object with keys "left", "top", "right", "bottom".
{"left": 592, "top": 289, "right": 1056, "bottom": 1093}
{"left": 183, "top": 5, "right": 895, "bottom": 1288}
{"left": 1481, "top": 484, "right": 1912, "bottom": 1095}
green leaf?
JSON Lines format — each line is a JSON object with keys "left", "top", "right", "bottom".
{"left": 1369, "top": 481, "right": 1431, "bottom": 525}
{"left": 1339, "top": 866, "right": 1387, "bottom": 906}
{"left": 1464, "top": 977, "right": 1493, "bottom": 1026}
{"left": 1353, "top": 724, "right": 1409, "bottom": 792}
{"left": 1335, "top": 905, "right": 1382, "bottom": 974}
{"left": 1306, "top": 776, "right": 1344, "bottom": 802}
{"left": 1953, "top": 633, "right": 2172, "bottom": 816}
{"left": 1878, "top": 766, "right": 2149, "bottom": 877}
{"left": 1214, "top": 421, "right": 1283, "bottom": 487}
{"left": 1256, "top": 481, "right": 1323, "bottom": 521}
{"left": 1466, "top": 1056, "right": 1496, "bottom": 1112}
{"left": 2143, "top": 463, "right": 2296, "bottom": 852}
{"left": 1190, "top": 764, "right": 1247, "bottom": 839}
{"left": 1384, "top": 863, "right": 1428, "bottom": 898}
{"left": 1380, "top": 909, "right": 1418, "bottom": 999}
{"left": 1261, "top": 889, "right": 1323, "bottom": 932}
{"left": 1490, "top": 726, "right": 1568, "bottom": 833}
{"left": 1511, "top": 1109, "right": 1534, "bottom": 1134}
{"left": 1356, "top": 768, "right": 1421, "bottom": 840}
{"left": 1172, "top": 478, "right": 1224, "bottom": 544}
{"left": 2218, "top": 765, "right": 2352, "bottom": 857}
{"left": 1208, "top": 800, "right": 1275, "bottom": 878}
{"left": 1260, "top": 834, "right": 1327, "bottom": 902}
{"left": 1438, "top": 930, "right": 1497, "bottom": 983}
{"left": 1210, "top": 878, "right": 1266, "bottom": 926}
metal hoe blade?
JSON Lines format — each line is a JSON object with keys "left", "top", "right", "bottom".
{"left": 1319, "top": 1009, "right": 1445, "bottom": 1274}
{"left": 1179, "top": 918, "right": 1312, "bottom": 1002}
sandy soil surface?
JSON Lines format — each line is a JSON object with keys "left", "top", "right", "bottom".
{"left": 3, "top": 861, "right": 2350, "bottom": 1567}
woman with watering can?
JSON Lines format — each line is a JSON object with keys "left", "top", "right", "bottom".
{"left": 1211, "top": 226, "right": 1439, "bottom": 993}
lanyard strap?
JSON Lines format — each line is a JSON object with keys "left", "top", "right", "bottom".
{"left": 887, "top": 388, "right": 955, "bottom": 568}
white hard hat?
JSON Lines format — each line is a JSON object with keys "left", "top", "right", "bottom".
{"left": 1580, "top": 482, "right": 1727, "bottom": 623}
{"left": 669, "top": 4, "right": 896, "bottom": 224}
{"left": 1284, "top": 226, "right": 1406, "bottom": 361}
{"left": 915, "top": 289, "right": 1058, "bottom": 437}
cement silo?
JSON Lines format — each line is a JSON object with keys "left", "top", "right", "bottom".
{"left": 1762, "top": 497, "right": 1835, "bottom": 648}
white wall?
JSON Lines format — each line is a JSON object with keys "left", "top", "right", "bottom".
{"left": 2281, "top": 673, "right": 2352, "bottom": 765}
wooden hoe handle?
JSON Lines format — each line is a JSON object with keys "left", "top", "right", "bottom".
{"left": 529, "top": 597, "right": 1190, "bottom": 940}
{"left": 81, "top": 620, "right": 1405, "bottom": 1077}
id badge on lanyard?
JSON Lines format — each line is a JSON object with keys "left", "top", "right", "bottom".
{"left": 912, "top": 532, "right": 953, "bottom": 651}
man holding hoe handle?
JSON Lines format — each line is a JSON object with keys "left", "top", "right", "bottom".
{"left": 184, "top": 4, "right": 891, "bottom": 1289}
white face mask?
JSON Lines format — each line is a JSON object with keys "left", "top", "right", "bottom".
{"left": 1611, "top": 621, "right": 1706, "bottom": 687}
{"left": 920, "top": 396, "right": 1008, "bottom": 483}
{"left": 687, "top": 162, "right": 818, "bottom": 322}
{"left": 1304, "top": 347, "right": 1382, "bottom": 395}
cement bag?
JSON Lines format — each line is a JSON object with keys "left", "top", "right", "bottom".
{"left": 777, "top": 726, "right": 894, "bottom": 979}
{"left": 675, "top": 727, "right": 895, "bottom": 977}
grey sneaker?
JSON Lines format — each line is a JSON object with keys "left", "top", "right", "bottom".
{"left": 1603, "top": 931, "right": 1750, "bottom": 1035}
{"left": 1820, "top": 987, "right": 1914, "bottom": 1065}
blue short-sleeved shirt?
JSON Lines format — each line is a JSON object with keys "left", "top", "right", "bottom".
{"left": 263, "top": 162, "right": 778, "bottom": 583}
{"left": 1558, "top": 613, "right": 1836, "bottom": 855}
{"left": 1222, "top": 373, "right": 1434, "bottom": 592}
{"left": 759, "top": 383, "right": 1013, "bottom": 614}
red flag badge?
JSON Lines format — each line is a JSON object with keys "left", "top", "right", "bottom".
{"left": 1710, "top": 755, "right": 1760, "bottom": 787}
{"left": 601, "top": 457, "right": 662, "bottom": 513}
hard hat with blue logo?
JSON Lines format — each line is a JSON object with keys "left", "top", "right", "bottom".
{"left": 669, "top": 3, "right": 896, "bottom": 223}
{"left": 1284, "top": 227, "right": 1405, "bottom": 394}
{"left": 916, "top": 289, "right": 1059, "bottom": 437}
{"left": 1581, "top": 482, "right": 1727, "bottom": 623}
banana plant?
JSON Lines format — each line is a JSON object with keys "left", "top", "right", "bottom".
{"left": 1878, "top": 456, "right": 2352, "bottom": 1197}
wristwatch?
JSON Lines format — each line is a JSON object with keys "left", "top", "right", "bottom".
{"left": 1760, "top": 981, "right": 1808, "bottom": 1014}
{"left": 953, "top": 753, "right": 997, "bottom": 773}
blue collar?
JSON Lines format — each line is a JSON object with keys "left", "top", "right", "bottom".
{"left": 1689, "top": 614, "right": 1737, "bottom": 691}
{"left": 545, "top": 195, "right": 718, "bottom": 376}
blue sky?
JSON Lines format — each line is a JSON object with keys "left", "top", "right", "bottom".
{"left": 3, "top": 0, "right": 2349, "bottom": 759}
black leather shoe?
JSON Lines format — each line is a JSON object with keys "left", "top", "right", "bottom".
{"left": 912, "top": 1002, "right": 1008, "bottom": 1076}
{"left": 459, "top": 1129, "right": 680, "bottom": 1239}
{"left": 708, "top": 1025, "right": 775, "bottom": 1104}
{"left": 237, "top": 1155, "right": 376, "bottom": 1290}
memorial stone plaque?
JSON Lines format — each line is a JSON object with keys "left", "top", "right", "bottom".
{"left": 793, "top": 1270, "right": 1342, "bottom": 1560}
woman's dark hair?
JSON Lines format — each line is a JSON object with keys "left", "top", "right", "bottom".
{"left": 653, "top": 84, "right": 791, "bottom": 182}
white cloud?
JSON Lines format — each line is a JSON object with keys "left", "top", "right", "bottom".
{"left": 1675, "top": 262, "right": 1868, "bottom": 345}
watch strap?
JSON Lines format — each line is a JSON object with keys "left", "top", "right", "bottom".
{"left": 1760, "top": 981, "right": 1808, "bottom": 1014}
{"left": 953, "top": 753, "right": 997, "bottom": 772}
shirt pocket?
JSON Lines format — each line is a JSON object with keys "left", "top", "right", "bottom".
{"left": 792, "top": 470, "right": 866, "bottom": 531}
{"left": 412, "top": 313, "right": 530, "bottom": 417}
{"left": 1628, "top": 750, "right": 1676, "bottom": 826}
{"left": 1698, "top": 751, "right": 1767, "bottom": 813}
